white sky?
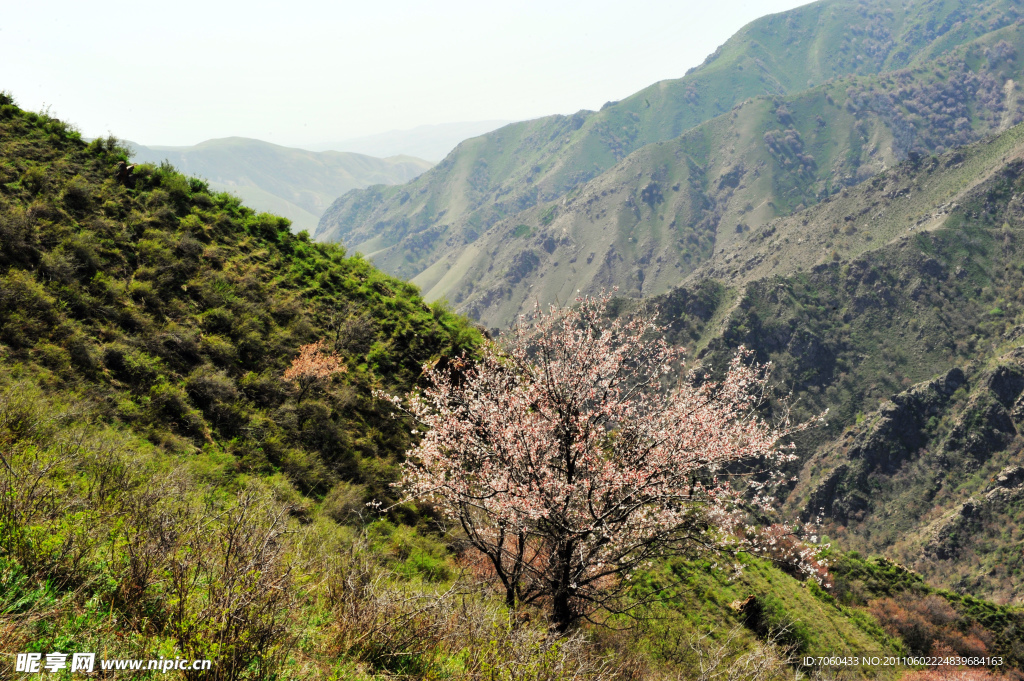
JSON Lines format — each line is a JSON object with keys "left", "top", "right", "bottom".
{"left": 1, "top": 0, "right": 809, "bottom": 148}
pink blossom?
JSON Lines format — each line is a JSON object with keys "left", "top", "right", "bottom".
{"left": 383, "top": 294, "right": 821, "bottom": 630}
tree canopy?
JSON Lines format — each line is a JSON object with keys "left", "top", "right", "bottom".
{"left": 388, "top": 295, "right": 816, "bottom": 631}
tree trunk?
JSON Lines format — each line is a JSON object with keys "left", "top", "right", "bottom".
{"left": 552, "top": 588, "right": 572, "bottom": 633}
{"left": 505, "top": 585, "right": 518, "bottom": 610}
{"left": 550, "top": 542, "right": 575, "bottom": 632}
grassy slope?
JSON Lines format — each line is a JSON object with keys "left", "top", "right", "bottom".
{"left": 130, "top": 137, "right": 432, "bottom": 235}
{"left": 315, "top": 0, "right": 1021, "bottom": 284}
{"left": 0, "top": 94, "right": 477, "bottom": 509}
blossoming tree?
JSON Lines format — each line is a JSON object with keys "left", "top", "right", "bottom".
{"left": 388, "top": 295, "right": 814, "bottom": 631}
{"left": 284, "top": 340, "right": 346, "bottom": 403}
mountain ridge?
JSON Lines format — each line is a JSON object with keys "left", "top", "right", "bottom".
{"left": 414, "top": 25, "right": 1024, "bottom": 329}
{"left": 631, "top": 124, "right": 1024, "bottom": 604}
{"left": 309, "top": 120, "right": 515, "bottom": 162}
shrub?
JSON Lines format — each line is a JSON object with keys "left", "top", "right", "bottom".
{"left": 65, "top": 332, "right": 99, "bottom": 372}
{"left": 61, "top": 175, "right": 92, "bottom": 213}
{"left": 21, "top": 165, "right": 48, "bottom": 195}
{"left": 33, "top": 343, "right": 71, "bottom": 373}
{"left": 149, "top": 380, "right": 205, "bottom": 437}
{"left": 654, "top": 625, "right": 797, "bottom": 681}
{"left": 250, "top": 213, "right": 291, "bottom": 242}
{"left": 0, "top": 207, "right": 37, "bottom": 267}
{"left": 325, "top": 532, "right": 621, "bottom": 680}
{"left": 238, "top": 371, "right": 288, "bottom": 408}
{"left": 869, "top": 595, "right": 991, "bottom": 657}
{"left": 746, "top": 594, "right": 814, "bottom": 654}
{"left": 166, "top": 488, "right": 296, "bottom": 681}
{"left": 322, "top": 481, "right": 368, "bottom": 524}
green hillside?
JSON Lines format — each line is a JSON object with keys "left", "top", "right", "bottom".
{"left": 412, "top": 27, "right": 1024, "bottom": 329}
{"left": 315, "top": 0, "right": 1023, "bottom": 301}
{"left": 0, "top": 94, "right": 478, "bottom": 513}
{"left": 5, "top": 94, "right": 1021, "bottom": 678}
{"left": 130, "top": 137, "right": 432, "bottom": 235}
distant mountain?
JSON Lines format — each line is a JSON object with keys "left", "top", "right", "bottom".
{"left": 427, "top": 32, "right": 1024, "bottom": 329}
{"left": 310, "top": 120, "right": 514, "bottom": 163}
{"left": 316, "top": 0, "right": 1023, "bottom": 324}
{"left": 129, "top": 137, "right": 432, "bottom": 233}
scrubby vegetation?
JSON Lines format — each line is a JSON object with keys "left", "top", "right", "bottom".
{"left": 0, "top": 380, "right": 629, "bottom": 679}
{"left": 0, "top": 90, "right": 479, "bottom": 508}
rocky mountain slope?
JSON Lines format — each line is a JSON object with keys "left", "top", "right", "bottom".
{"left": 629, "top": 122, "right": 1024, "bottom": 604}
{"left": 420, "top": 30, "right": 1024, "bottom": 330}
{"left": 795, "top": 355, "right": 1024, "bottom": 603}
{"left": 316, "top": 0, "right": 1023, "bottom": 328}
{"left": 130, "top": 137, "right": 431, "bottom": 234}
{"left": 306, "top": 0, "right": 1024, "bottom": 605}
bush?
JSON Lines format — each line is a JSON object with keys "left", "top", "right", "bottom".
{"left": 33, "top": 343, "right": 71, "bottom": 373}
{"left": 325, "top": 531, "right": 621, "bottom": 680}
{"left": 21, "top": 165, "right": 48, "bottom": 195}
{"left": 870, "top": 595, "right": 992, "bottom": 657}
{"left": 185, "top": 367, "right": 243, "bottom": 433}
{"left": 149, "top": 380, "right": 205, "bottom": 437}
{"left": 238, "top": 370, "right": 288, "bottom": 408}
{"left": 745, "top": 594, "right": 814, "bottom": 654}
{"left": 61, "top": 175, "right": 92, "bottom": 213}
{"left": 250, "top": 213, "right": 291, "bottom": 242}
{"left": 166, "top": 489, "right": 296, "bottom": 681}
{"left": 0, "top": 208, "right": 37, "bottom": 266}
{"left": 322, "top": 481, "right": 368, "bottom": 524}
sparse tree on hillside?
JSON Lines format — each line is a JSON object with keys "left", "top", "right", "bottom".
{"left": 284, "top": 340, "right": 346, "bottom": 403}
{"left": 383, "top": 295, "right": 819, "bottom": 631}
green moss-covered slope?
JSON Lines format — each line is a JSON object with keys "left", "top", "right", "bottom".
{"left": 0, "top": 92, "right": 479, "bottom": 504}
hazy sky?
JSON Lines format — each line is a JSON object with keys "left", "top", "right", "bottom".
{"left": 2, "top": 0, "right": 809, "bottom": 148}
